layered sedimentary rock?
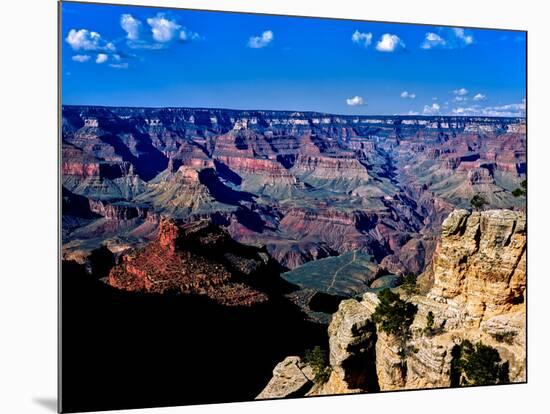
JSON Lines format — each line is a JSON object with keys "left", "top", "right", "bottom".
{"left": 266, "top": 209, "right": 526, "bottom": 395}
{"left": 429, "top": 209, "right": 526, "bottom": 324}
{"left": 62, "top": 105, "right": 526, "bottom": 278}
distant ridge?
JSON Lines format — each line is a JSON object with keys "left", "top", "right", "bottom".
{"left": 61, "top": 104, "right": 525, "bottom": 120}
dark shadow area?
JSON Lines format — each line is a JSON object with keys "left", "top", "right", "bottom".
{"left": 308, "top": 291, "right": 347, "bottom": 314}
{"left": 61, "top": 260, "right": 325, "bottom": 413}
{"left": 98, "top": 132, "right": 168, "bottom": 182}
{"left": 276, "top": 154, "right": 296, "bottom": 169}
{"left": 214, "top": 159, "right": 243, "bottom": 185}
{"left": 235, "top": 206, "right": 265, "bottom": 233}
{"left": 198, "top": 168, "right": 255, "bottom": 205}
{"left": 341, "top": 321, "right": 380, "bottom": 392}
{"left": 62, "top": 187, "right": 101, "bottom": 219}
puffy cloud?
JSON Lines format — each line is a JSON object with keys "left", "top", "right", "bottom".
{"left": 179, "top": 29, "right": 200, "bottom": 42}
{"left": 346, "top": 96, "right": 366, "bottom": 106}
{"left": 351, "top": 30, "right": 373, "bottom": 47}
{"left": 408, "top": 110, "right": 420, "bottom": 115}
{"left": 65, "top": 29, "right": 115, "bottom": 52}
{"left": 122, "top": 13, "right": 199, "bottom": 49}
{"left": 71, "top": 54, "right": 90, "bottom": 63}
{"left": 423, "top": 103, "right": 441, "bottom": 115}
{"left": 147, "top": 13, "right": 181, "bottom": 42}
{"left": 473, "top": 93, "right": 487, "bottom": 101}
{"left": 95, "top": 53, "right": 108, "bottom": 64}
{"left": 121, "top": 14, "right": 141, "bottom": 40}
{"left": 453, "top": 88, "right": 469, "bottom": 96}
{"left": 401, "top": 91, "right": 416, "bottom": 99}
{"left": 421, "top": 32, "right": 446, "bottom": 49}
{"left": 453, "top": 28, "right": 474, "bottom": 45}
{"left": 421, "top": 27, "right": 474, "bottom": 50}
{"left": 452, "top": 107, "right": 475, "bottom": 115}
{"left": 247, "top": 30, "right": 273, "bottom": 48}
{"left": 376, "top": 34, "right": 405, "bottom": 52}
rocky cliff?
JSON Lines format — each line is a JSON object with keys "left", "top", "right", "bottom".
{"left": 257, "top": 209, "right": 526, "bottom": 398}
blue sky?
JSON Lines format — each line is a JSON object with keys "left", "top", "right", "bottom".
{"left": 61, "top": 1, "right": 526, "bottom": 116}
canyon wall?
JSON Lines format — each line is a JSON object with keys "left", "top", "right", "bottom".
{"left": 258, "top": 209, "right": 526, "bottom": 398}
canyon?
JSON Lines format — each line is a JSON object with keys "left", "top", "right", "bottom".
{"left": 62, "top": 106, "right": 525, "bottom": 278}
{"left": 61, "top": 105, "right": 526, "bottom": 409}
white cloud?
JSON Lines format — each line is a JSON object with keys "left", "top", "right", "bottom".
{"left": 451, "top": 101, "right": 525, "bottom": 117}
{"left": 452, "top": 107, "right": 474, "bottom": 115}
{"left": 95, "top": 53, "right": 108, "bottom": 64}
{"left": 147, "top": 13, "right": 181, "bottom": 43}
{"left": 66, "top": 29, "right": 115, "bottom": 52}
{"left": 420, "top": 27, "right": 474, "bottom": 50}
{"left": 482, "top": 102, "right": 525, "bottom": 117}
{"left": 432, "top": 97, "right": 438, "bottom": 100}
{"left": 180, "top": 29, "right": 200, "bottom": 42}
{"left": 473, "top": 93, "right": 487, "bottom": 101}
{"left": 453, "top": 28, "right": 474, "bottom": 45}
{"left": 121, "top": 14, "right": 141, "bottom": 40}
{"left": 453, "top": 88, "right": 469, "bottom": 96}
{"left": 247, "top": 30, "right": 273, "bottom": 48}
{"left": 346, "top": 96, "right": 366, "bottom": 106}
{"left": 122, "top": 14, "right": 198, "bottom": 49}
{"left": 421, "top": 32, "right": 446, "bottom": 49}
{"left": 423, "top": 103, "right": 441, "bottom": 115}
{"left": 376, "top": 34, "right": 405, "bottom": 52}
{"left": 454, "top": 96, "right": 468, "bottom": 102}
{"left": 109, "top": 62, "right": 129, "bottom": 69}
{"left": 401, "top": 91, "right": 416, "bottom": 99}
{"left": 71, "top": 54, "right": 90, "bottom": 63}
{"left": 351, "top": 30, "right": 373, "bottom": 47}
{"left": 408, "top": 110, "right": 420, "bottom": 115}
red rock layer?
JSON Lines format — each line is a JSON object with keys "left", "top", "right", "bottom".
{"left": 108, "top": 218, "right": 268, "bottom": 306}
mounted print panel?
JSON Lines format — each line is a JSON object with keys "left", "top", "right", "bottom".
{"left": 59, "top": 1, "right": 526, "bottom": 412}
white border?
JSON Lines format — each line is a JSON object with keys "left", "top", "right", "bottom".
{"left": 2, "top": 1, "right": 549, "bottom": 413}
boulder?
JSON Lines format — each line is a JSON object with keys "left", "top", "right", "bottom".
{"left": 256, "top": 356, "right": 315, "bottom": 399}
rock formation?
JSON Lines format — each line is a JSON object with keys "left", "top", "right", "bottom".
{"left": 256, "top": 356, "right": 316, "bottom": 399}
{"left": 62, "top": 105, "right": 526, "bottom": 275}
{"left": 260, "top": 209, "right": 526, "bottom": 396}
{"left": 108, "top": 218, "right": 272, "bottom": 306}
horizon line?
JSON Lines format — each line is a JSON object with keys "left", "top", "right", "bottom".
{"left": 61, "top": 104, "right": 526, "bottom": 120}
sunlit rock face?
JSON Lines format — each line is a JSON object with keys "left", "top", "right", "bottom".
{"left": 286, "top": 209, "right": 526, "bottom": 396}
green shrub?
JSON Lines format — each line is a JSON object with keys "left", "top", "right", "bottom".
{"left": 400, "top": 273, "right": 419, "bottom": 299}
{"left": 490, "top": 331, "right": 517, "bottom": 345}
{"left": 372, "top": 288, "right": 418, "bottom": 374}
{"left": 450, "top": 340, "right": 510, "bottom": 386}
{"left": 303, "top": 346, "right": 332, "bottom": 384}
{"left": 372, "top": 289, "right": 417, "bottom": 338}
{"left": 424, "top": 311, "right": 435, "bottom": 335}
{"left": 512, "top": 179, "right": 527, "bottom": 197}
{"left": 470, "top": 194, "right": 487, "bottom": 211}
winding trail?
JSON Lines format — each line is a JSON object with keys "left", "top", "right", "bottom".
{"left": 326, "top": 250, "right": 357, "bottom": 293}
